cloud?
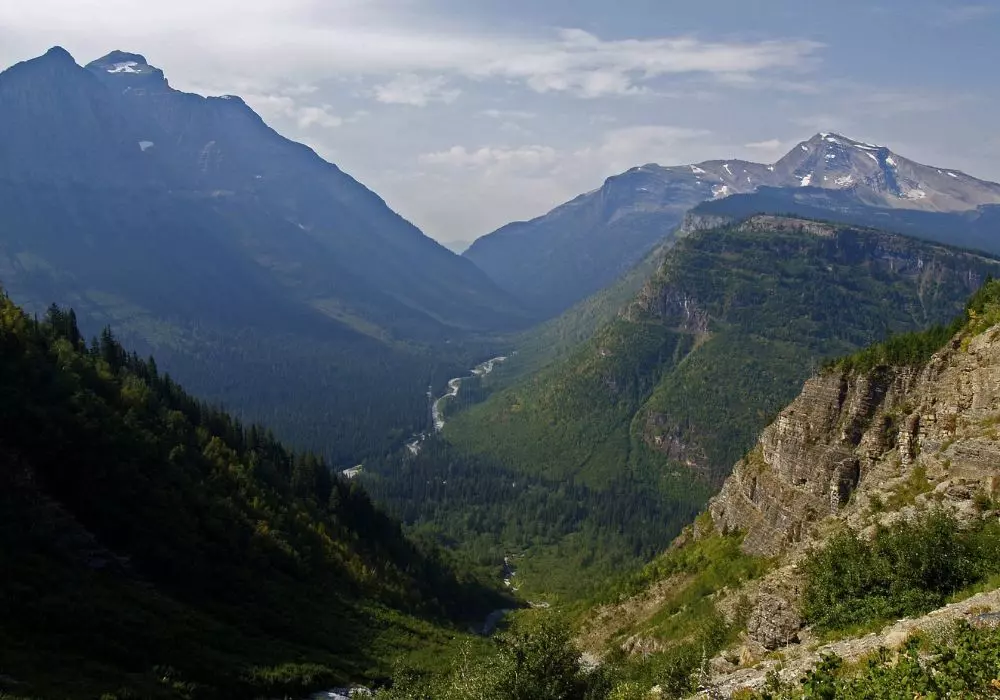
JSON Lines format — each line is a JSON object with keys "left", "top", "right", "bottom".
{"left": 0, "top": 1, "right": 824, "bottom": 100}
{"left": 242, "top": 93, "right": 343, "bottom": 129}
{"left": 420, "top": 145, "right": 558, "bottom": 171}
{"left": 481, "top": 109, "right": 536, "bottom": 120}
{"left": 744, "top": 139, "right": 783, "bottom": 150}
{"left": 420, "top": 126, "right": 712, "bottom": 179}
{"left": 461, "top": 29, "right": 822, "bottom": 99}
{"left": 572, "top": 125, "right": 712, "bottom": 172}
{"left": 372, "top": 74, "right": 460, "bottom": 106}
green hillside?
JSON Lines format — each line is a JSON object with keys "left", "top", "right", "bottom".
{"left": 432, "top": 217, "right": 1000, "bottom": 593}
{"left": 0, "top": 291, "right": 506, "bottom": 699}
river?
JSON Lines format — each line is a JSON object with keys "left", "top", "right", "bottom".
{"left": 405, "top": 354, "right": 507, "bottom": 455}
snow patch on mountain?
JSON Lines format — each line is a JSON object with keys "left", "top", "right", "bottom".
{"left": 108, "top": 61, "right": 140, "bottom": 73}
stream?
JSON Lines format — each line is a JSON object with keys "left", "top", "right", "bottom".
{"left": 405, "top": 355, "right": 507, "bottom": 455}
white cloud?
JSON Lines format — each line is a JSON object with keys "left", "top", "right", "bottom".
{"left": 572, "top": 125, "right": 712, "bottom": 173}
{"left": 372, "top": 74, "right": 460, "bottom": 106}
{"left": 420, "top": 145, "right": 558, "bottom": 171}
{"left": 481, "top": 109, "right": 536, "bottom": 120}
{"left": 242, "top": 94, "right": 343, "bottom": 129}
{"left": 744, "top": 139, "right": 783, "bottom": 150}
{"left": 410, "top": 125, "right": 715, "bottom": 236}
{"left": 939, "top": 3, "right": 999, "bottom": 24}
{"left": 0, "top": 2, "right": 823, "bottom": 100}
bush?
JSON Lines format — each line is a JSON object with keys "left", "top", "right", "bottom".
{"left": 750, "top": 622, "right": 1000, "bottom": 699}
{"left": 801, "top": 511, "right": 1000, "bottom": 632}
{"left": 375, "top": 617, "right": 593, "bottom": 700}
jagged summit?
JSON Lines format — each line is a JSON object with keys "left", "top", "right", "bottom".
{"left": 87, "top": 50, "right": 156, "bottom": 74}
{"left": 85, "top": 50, "right": 169, "bottom": 92}
{"left": 465, "top": 129, "right": 1000, "bottom": 317}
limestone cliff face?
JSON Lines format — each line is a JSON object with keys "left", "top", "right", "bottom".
{"left": 709, "top": 323, "right": 1000, "bottom": 559}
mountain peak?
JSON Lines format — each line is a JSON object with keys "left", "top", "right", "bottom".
{"left": 95, "top": 50, "right": 150, "bottom": 68}
{"left": 85, "top": 51, "right": 169, "bottom": 90}
{"left": 41, "top": 46, "right": 76, "bottom": 64}
{"left": 802, "top": 131, "right": 885, "bottom": 152}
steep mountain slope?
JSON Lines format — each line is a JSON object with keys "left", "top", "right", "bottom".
{"left": 453, "top": 216, "right": 1000, "bottom": 484}
{"left": 579, "top": 281, "right": 1000, "bottom": 698}
{"left": 464, "top": 133, "right": 1000, "bottom": 317}
{"left": 0, "top": 292, "right": 505, "bottom": 699}
{"left": 0, "top": 47, "right": 527, "bottom": 461}
{"left": 438, "top": 218, "right": 1000, "bottom": 595}
{"left": 371, "top": 282, "right": 1000, "bottom": 700}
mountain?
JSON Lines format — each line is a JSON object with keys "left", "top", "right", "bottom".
{"left": 574, "top": 279, "right": 1000, "bottom": 698}
{"left": 689, "top": 185, "right": 1000, "bottom": 255}
{"left": 369, "top": 279, "right": 1000, "bottom": 700}
{"left": 434, "top": 217, "right": 1000, "bottom": 596}
{"left": 0, "top": 47, "right": 529, "bottom": 461}
{"left": 0, "top": 292, "right": 506, "bottom": 699}
{"left": 464, "top": 133, "right": 1000, "bottom": 318}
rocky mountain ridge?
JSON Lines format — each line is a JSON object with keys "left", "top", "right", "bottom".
{"left": 710, "top": 308, "right": 1000, "bottom": 558}
{"left": 692, "top": 286, "right": 1000, "bottom": 694}
{"left": 464, "top": 132, "right": 1000, "bottom": 317}
{"left": 572, "top": 282, "right": 1000, "bottom": 698}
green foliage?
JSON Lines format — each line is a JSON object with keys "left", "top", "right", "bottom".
{"left": 436, "top": 220, "right": 999, "bottom": 596}
{"left": 604, "top": 531, "right": 769, "bottom": 606}
{"left": 0, "top": 291, "right": 505, "bottom": 698}
{"left": 497, "top": 239, "right": 672, "bottom": 385}
{"left": 365, "top": 440, "right": 705, "bottom": 598}
{"left": 801, "top": 511, "right": 1000, "bottom": 633}
{"left": 829, "top": 276, "right": 1000, "bottom": 374}
{"left": 885, "top": 464, "right": 932, "bottom": 509}
{"left": 374, "top": 617, "right": 598, "bottom": 700}
{"left": 750, "top": 623, "right": 1000, "bottom": 699}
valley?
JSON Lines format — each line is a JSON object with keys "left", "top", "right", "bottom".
{"left": 3, "top": 21, "right": 1000, "bottom": 700}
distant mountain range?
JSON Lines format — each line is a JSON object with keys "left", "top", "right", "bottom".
{"left": 0, "top": 47, "right": 530, "bottom": 461}
{"left": 464, "top": 132, "right": 1000, "bottom": 318}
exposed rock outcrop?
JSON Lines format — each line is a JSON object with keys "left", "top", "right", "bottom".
{"left": 694, "top": 315, "right": 1000, "bottom": 695}
{"left": 709, "top": 325, "right": 1000, "bottom": 558}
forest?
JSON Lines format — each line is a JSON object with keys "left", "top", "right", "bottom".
{"left": 0, "top": 290, "right": 507, "bottom": 699}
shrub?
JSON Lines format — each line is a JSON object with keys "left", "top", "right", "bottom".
{"left": 801, "top": 511, "right": 1000, "bottom": 632}
{"left": 749, "top": 622, "right": 1000, "bottom": 699}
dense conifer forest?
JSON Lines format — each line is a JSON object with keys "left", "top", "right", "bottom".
{"left": 0, "top": 289, "right": 507, "bottom": 699}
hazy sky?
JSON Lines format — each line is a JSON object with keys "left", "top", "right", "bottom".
{"left": 2, "top": 0, "right": 999, "bottom": 244}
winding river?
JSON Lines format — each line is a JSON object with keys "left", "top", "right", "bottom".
{"left": 405, "top": 355, "right": 507, "bottom": 455}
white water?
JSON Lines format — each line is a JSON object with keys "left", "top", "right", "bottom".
{"left": 432, "top": 356, "right": 507, "bottom": 431}
{"left": 406, "top": 355, "right": 508, "bottom": 456}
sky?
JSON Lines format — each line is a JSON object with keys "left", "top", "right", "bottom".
{"left": 2, "top": 0, "right": 1000, "bottom": 245}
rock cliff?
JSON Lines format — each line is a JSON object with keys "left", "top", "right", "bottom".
{"left": 688, "top": 285, "right": 1000, "bottom": 694}
{"left": 709, "top": 321, "right": 1000, "bottom": 559}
